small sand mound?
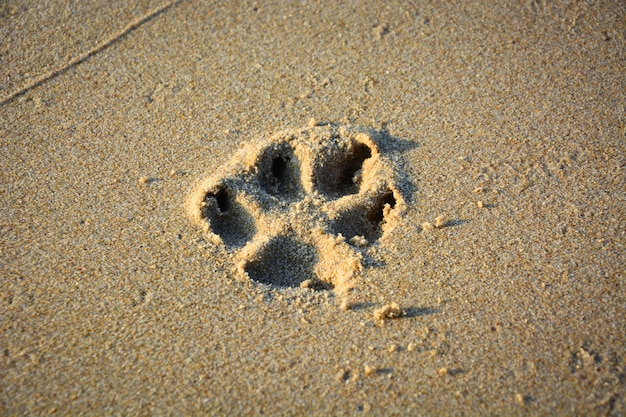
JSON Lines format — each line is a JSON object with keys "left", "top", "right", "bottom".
{"left": 373, "top": 302, "right": 404, "bottom": 322}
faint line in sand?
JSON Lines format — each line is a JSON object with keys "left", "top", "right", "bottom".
{"left": 0, "top": 0, "right": 184, "bottom": 107}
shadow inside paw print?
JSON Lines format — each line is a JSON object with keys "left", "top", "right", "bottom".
{"left": 331, "top": 189, "right": 397, "bottom": 245}
{"left": 201, "top": 186, "right": 256, "bottom": 248}
{"left": 243, "top": 235, "right": 321, "bottom": 288}
{"left": 314, "top": 140, "right": 373, "bottom": 198}
{"left": 258, "top": 142, "right": 304, "bottom": 201}
{"left": 190, "top": 123, "right": 410, "bottom": 297}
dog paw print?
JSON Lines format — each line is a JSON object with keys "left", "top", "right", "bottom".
{"left": 189, "top": 123, "right": 406, "bottom": 297}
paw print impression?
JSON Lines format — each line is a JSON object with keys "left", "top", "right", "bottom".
{"left": 189, "top": 124, "right": 406, "bottom": 297}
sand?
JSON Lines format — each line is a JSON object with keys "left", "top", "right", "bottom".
{"left": 1, "top": 1, "right": 624, "bottom": 415}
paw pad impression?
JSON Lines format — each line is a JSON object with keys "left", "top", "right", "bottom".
{"left": 189, "top": 123, "right": 406, "bottom": 297}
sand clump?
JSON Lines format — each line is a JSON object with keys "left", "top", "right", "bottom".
{"left": 188, "top": 123, "right": 406, "bottom": 301}
{"left": 373, "top": 302, "right": 404, "bottom": 322}
{"left": 434, "top": 215, "right": 448, "bottom": 228}
{"left": 364, "top": 364, "right": 378, "bottom": 377}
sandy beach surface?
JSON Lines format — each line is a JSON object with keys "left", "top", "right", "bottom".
{"left": 1, "top": 1, "right": 625, "bottom": 415}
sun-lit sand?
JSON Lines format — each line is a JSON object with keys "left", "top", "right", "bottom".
{"left": 1, "top": 1, "right": 624, "bottom": 415}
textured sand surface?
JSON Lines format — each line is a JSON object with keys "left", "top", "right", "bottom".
{"left": 0, "top": 0, "right": 176, "bottom": 104}
{"left": 1, "top": 1, "right": 625, "bottom": 415}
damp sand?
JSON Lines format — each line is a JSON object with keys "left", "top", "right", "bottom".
{"left": 1, "top": 1, "right": 625, "bottom": 415}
